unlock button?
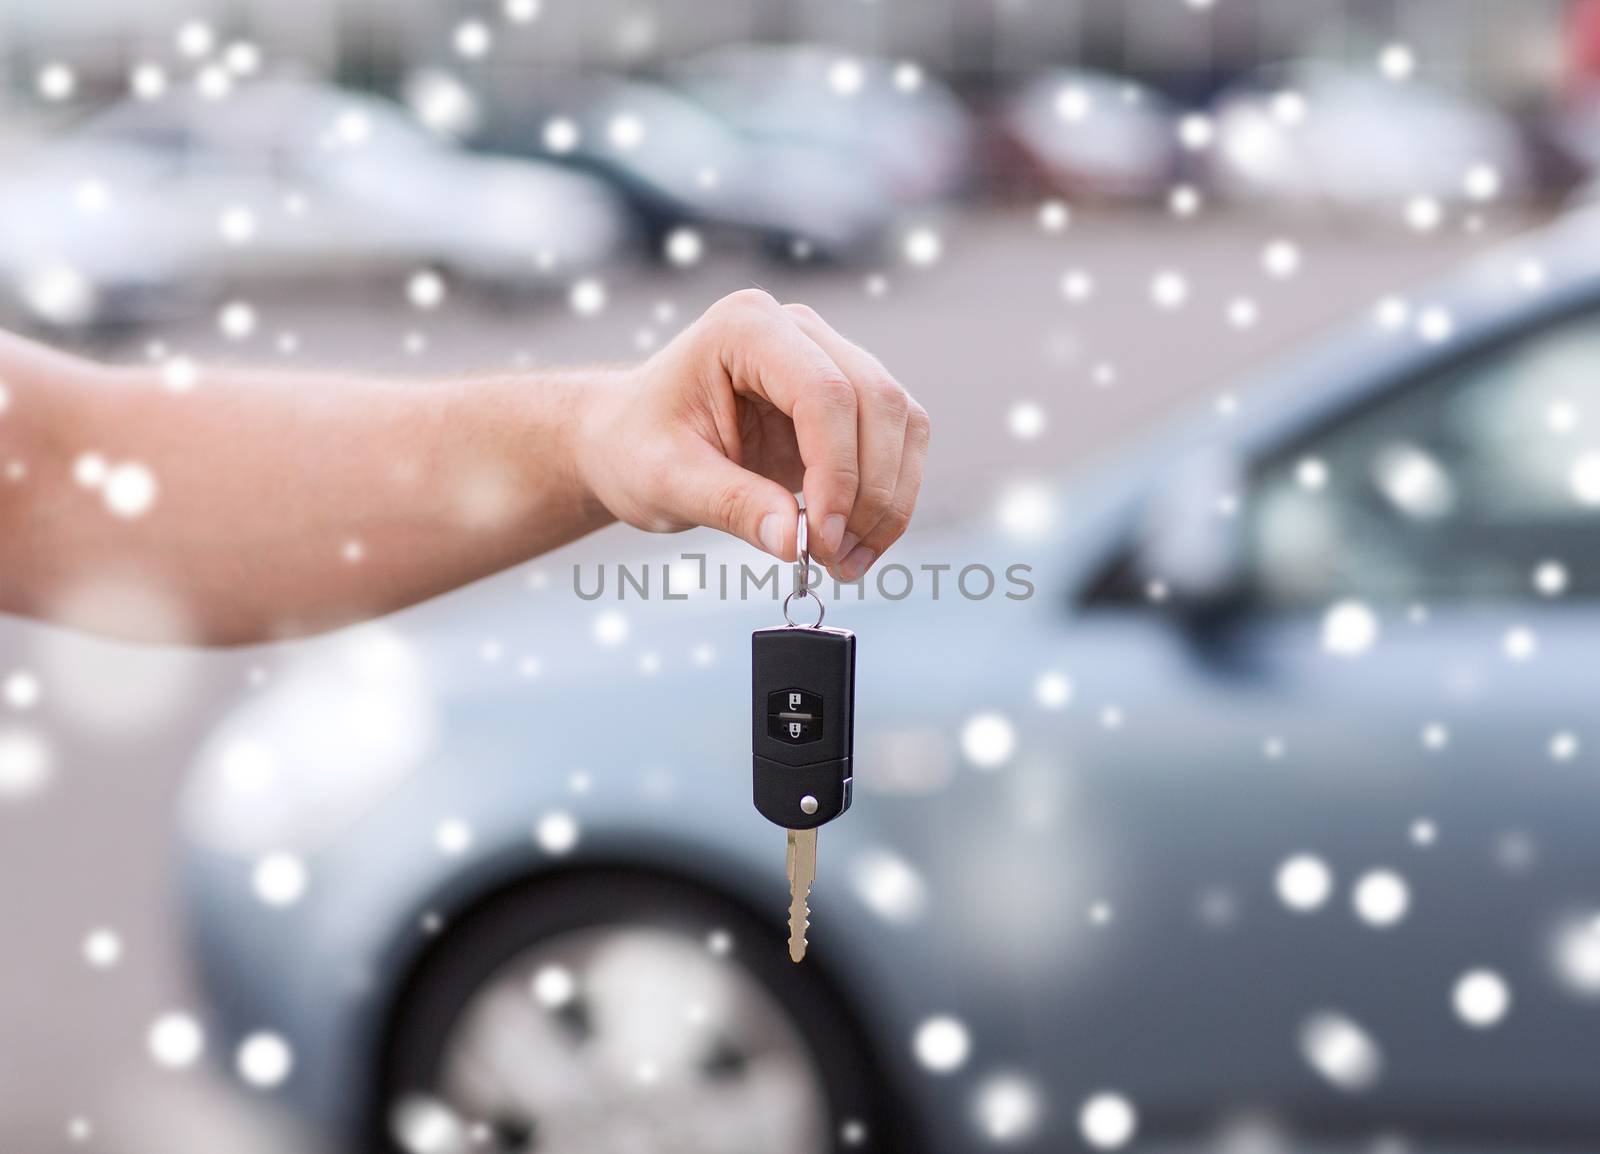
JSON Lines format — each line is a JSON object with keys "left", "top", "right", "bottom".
{"left": 768, "top": 688, "right": 822, "bottom": 744}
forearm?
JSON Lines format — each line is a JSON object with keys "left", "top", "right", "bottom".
{"left": 0, "top": 290, "right": 928, "bottom": 646}
{"left": 0, "top": 334, "right": 616, "bottom": 644}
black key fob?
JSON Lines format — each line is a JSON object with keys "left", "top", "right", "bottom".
{"left": 751, "top": 625, "right": 855, "bottom": 831}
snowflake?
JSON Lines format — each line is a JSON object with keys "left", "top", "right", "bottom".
{"left": 148, "top": 1012, "right": 205, "bottom": 1068}
{"left": 1276, "top": 853, "right": 1333, "bottom": 912}
{"left": 1079, "top": 1092, "right": 1137, "bottom": 1149}
{"left": 961, "top": 711, "right": 1016, "bottom": 769}
{"left": 1352, "top": 869, "right": 1410, "bottom": 928}
{"left": 237, "top": 1032, "right": 294, "bottom": 1088}
{"left": 1453, "top": 969, "right": 1511, "bottom": 1028}
{"left": 913, "top": 1015, "right": 970, "bottom": 1072}
{"left": 1300, "top": 1012, "right": 1383, "bottom": 1091}
{"left": 1379, "top": 43, "right": 1417, "bottom": 82}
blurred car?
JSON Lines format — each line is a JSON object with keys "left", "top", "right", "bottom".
{"left": 668, "top": 45, "right": 973, "bottom": 211}
{"left": 478, "top": 48, "right": 972, "bottom": 260}
{"left": 1210, "top": 62, "right": 1532, "bottom": 215}
{"left": 997, "top": 69, "right": 1180, "bottom": 201}
{"left": 477, "top": 72, "right": 885, "bottom": 259}
{"left": 181, "top": 207, "right": 1600, "bottom": 1154}
{"left": 0, "top": 79, "right": 632, "bottom": 328}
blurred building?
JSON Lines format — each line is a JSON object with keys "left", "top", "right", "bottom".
{"left": 0, "top": 0, "right": 1576, "bottom": 105}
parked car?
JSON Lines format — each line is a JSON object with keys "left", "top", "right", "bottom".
{"left": 0, "top": 80, "right": 632, "bottom": 328}
{"left": 478, "top": 48, "right": 973, "bottom": 260}
{"left": 476, "top": 70, "right": 889, "bottom": 260}
{"left": 668, "top": 45, "right": 974, "bottom": 211}
{"left": 997, "top": 68, "right": 1180, "bottom": 202}
{"left": 1210, "top": 63, "right": 1533, "bottom": 215}
{"left": 180, "top": 206, "right": 1600, "bottom": 1153}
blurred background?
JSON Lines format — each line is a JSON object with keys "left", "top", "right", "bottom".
{"left": 8, "top": 1, "right": 1600, "bottom": 1152}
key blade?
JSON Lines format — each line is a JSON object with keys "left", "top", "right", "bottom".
{"left": 786, "top": 828, "right": 817, "bottom": 963}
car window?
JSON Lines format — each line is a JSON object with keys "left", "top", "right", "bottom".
{"left": 1243, "top": 306, "right": 1600, "bottom": 605}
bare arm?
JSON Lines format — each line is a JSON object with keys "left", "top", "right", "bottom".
{"left": 0, "top": 290, "right": 928, "bottom": 645}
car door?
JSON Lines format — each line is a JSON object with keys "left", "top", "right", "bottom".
{"left": 1045, "top": 301, "right": 1600, "bottom": 1145}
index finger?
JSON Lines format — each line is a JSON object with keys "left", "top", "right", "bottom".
{"left": 711, "top": 291, "right": 859, "bottom": 560}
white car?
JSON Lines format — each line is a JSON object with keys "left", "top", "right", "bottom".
{"left": 1210, "top": 63, "right": 1531, "bottom": 215}
{"left": 0, "top": 80, "right": 633, "bottom": 327}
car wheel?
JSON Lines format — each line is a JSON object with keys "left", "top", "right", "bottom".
{"left": 377, "top": 870, "right": 907, "bottom": 1154}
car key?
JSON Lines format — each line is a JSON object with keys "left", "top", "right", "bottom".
{"left": 753, "top": 515, "right": 855, "bottom": 962}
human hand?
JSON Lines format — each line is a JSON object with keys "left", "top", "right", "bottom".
{"left": 575, "top": 289, "right": 930, "bottom": 579}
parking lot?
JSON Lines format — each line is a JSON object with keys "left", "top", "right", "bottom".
{"left": 0, "top": 202, "right": 1502, "bottom": 1151}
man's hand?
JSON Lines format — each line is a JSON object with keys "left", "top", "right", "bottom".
{"left": 576, "top": 289, "right": 930, "bottom": 579}
{"left": 0, "top": 293, "right": 926, "bottom": 645}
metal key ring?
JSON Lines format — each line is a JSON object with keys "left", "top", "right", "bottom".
{"left": 782, "top": 511, "right": 826, "bottom": 628}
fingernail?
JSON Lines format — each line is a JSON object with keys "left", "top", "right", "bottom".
{"left": 820, "top": 514, "right": 847, "bottom": 557}
{"left": 841, "top": 545, "right": 877, "bottom": 581}
{"left": 758, "top": 512, "right": 785, "bottom": 558}
{"left": 838, "top": 532, "right": 859, "bottom": 559}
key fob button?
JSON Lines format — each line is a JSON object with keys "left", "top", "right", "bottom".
{"left": 768, "top": 689, "right": 822, "bottom": 717}
{"left": 767, "top": 687, "right": 823, "bottom": 744}
{"left": 769, "top": 714, "right": 820, "bottom": 744}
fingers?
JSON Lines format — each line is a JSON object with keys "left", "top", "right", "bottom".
{"left": 708, "top": 290, "right": 859, "bottom": 561}
{"left": 695, "top": 289, "right": 927, "bottom": 571}
{"left": 781, "top": 303, "right": 909, "bottom": 571}
{"left": 669, "top": 444, "right": 801, "bottom": 560}
{"left": 781, "top": 303, "right": 926, "bottom": 579}
{"left": 845, "top": 400, "right": 930, "bottom": 578}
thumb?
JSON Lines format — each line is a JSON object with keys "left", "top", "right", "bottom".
{"left": 678, "top": 450, "right": 799, "bottom": 560}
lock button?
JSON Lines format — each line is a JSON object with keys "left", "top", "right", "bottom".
{"left": 769, "top": 715, "right": 818, "bottom": 743}
{"left": 767, "top": 688, "right": 823, "bottom": 744}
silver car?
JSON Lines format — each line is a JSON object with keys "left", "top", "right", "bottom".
{"left": 181, "top": 208, "right": 1600, "bottom": 1152}
{"left": 0, "top": 80, "right": 631, "bottom": 328}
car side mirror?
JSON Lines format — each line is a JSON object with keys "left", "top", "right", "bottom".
{"left": 1134, "top": 448, "right": 1248, "bottom": 622}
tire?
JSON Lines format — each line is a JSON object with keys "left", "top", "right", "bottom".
{"left": 374, "top": 869, "right": 911, "bottom": 1154}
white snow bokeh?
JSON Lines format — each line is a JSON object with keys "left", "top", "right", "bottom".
{"left": 961, "top": 711, "right": 1016, "bottom": 770}
{"left": 147, "top": 1012, "right": 205, "bottom": 1069}
{"left": 1351, "top": 869, "right": 1410, "bottom": 928}
{"left": 391, "top": 1095, "right": 467, "bottom": 1154}
{"left": 1033, "top": 670, "right": 1074, "bottom": 709}
{"left": 531, "top": 963, "right": 577, "bottom": 1008}
{"left": 1300, "top": 1012, "right": 1383, "bottom": 1092}
{"left": 534, "top": 810, "right": 580, "bottom": 855}
{"left": 1078, "top": 1091, "right": 1137, "bottom": 1149}
{"left": 1276, "top": 854, "right": 1334, "bottom": 913}
{"left": 434, "top": 818, "right": 473, "bottom": 857}
{"left": 252, "top": 852, "right": 310, "bottom": 907}
{"left": 912, "top": 1015, "right": 970, "bottom": 1073}
{"left": 0, "top": 726, "right": 53, "bottom": 801}
{"left": 851, "top": 848, "right": 929, "bottom": 924}
{"left": 1321, "top": 601, "right": 1378, "bottom": 656}
{"left": 1550, "top": 914, "right": 1600, "bottom": 999}
{"left": 973, "top": 1073, "right": 1042, "bottom": 1144}
{"left": 236, "top": 1032, "right": 294, "bottom": 1088}
{"left": 82, "top": 928, "right": 123, "bottom": 969}
{"left": 1453, "top": 969, "right": 1511, "bottom": 1028}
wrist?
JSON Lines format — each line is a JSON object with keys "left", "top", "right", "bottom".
{"left": 562, "top": 365, "right": 634, "bottom": 528}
